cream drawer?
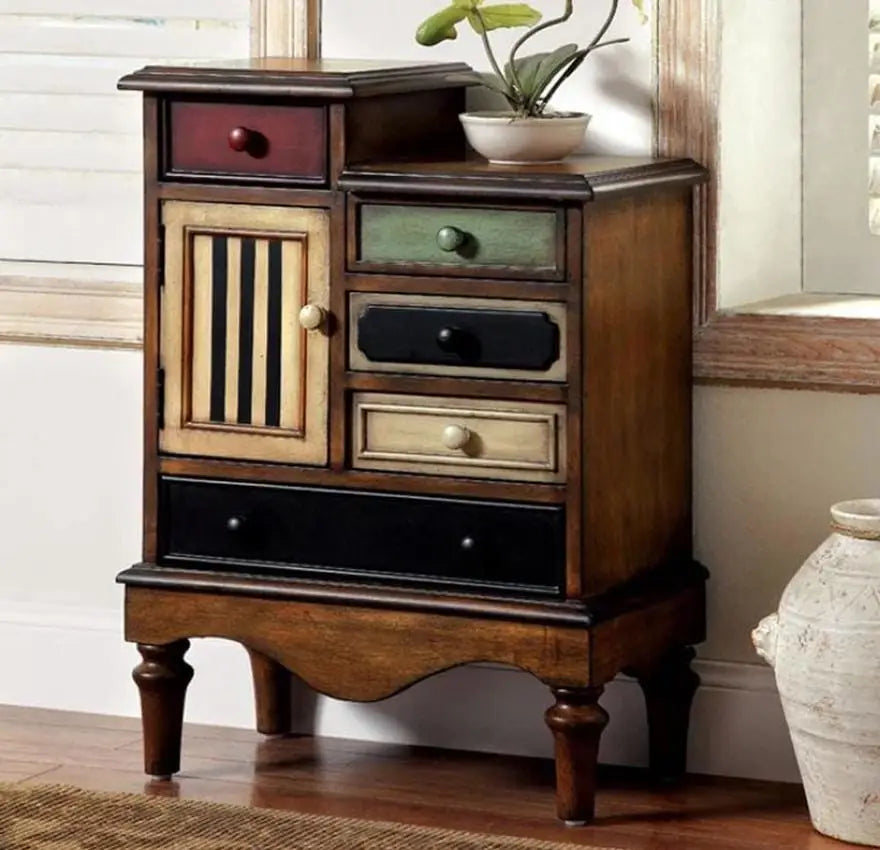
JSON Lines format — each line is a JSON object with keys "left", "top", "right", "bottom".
{"left": 351, "top": 393, "right": 566, "bottom": 483}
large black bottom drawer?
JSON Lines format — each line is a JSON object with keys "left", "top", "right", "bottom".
{"left": 160, "top": 477, "right": 565, "bottom": 597}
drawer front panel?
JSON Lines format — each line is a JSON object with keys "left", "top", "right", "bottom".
{"left": 352, "top": 393, "right": 566, "bottom": 483}
{"left": 354, "top": 203, "right": 563, "bottom": 278}
{"left": 350, "top": 293, "right": 566, "bottom": 381}
{"left": 168, "top": 101, "right": 327, "bottom": 182}
{"left": 162, "top": 478, "right": 565, "bottom": 596}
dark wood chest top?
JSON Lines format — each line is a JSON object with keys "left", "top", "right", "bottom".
{"left": 341, "top": 155, "right": 707, "bottom": 201}
{"left": 119, "top": 58, "right": 474, "bottom": 98}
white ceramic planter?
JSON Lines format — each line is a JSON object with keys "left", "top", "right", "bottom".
{"left": 459, "top": 111, "right": 590, "bottom": 165}
{"left": 752, "top": 500, "right": 880, "bottom": 846}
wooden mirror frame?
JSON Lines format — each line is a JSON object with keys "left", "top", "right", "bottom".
{"left": 657, "top": 0, "right": 880, "bottom": 392}
{"left": 251, "top": 0, "right": 321, "bottom": 59}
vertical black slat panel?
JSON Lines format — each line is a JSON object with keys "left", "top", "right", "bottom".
{"left": 209, "top": 237, "right": 228, "bottom": 423}
{"left": 265, "top": 240, "right": 283, "bottom": 428}
{"left": 237, "top": 237, "right": 256, "bottom": 425}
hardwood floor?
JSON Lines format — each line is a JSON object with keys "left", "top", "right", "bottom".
{"left": 0, "top": 704, "right": 855, "bottom": 849}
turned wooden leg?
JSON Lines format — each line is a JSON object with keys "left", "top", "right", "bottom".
{"left": 634, "top": 645, "right": 700, "bottom": 782}
{"left": 247, "top": 648, "right": 292, "bottom": 736}
{"left": 544, "top": 687, "right": 609, "bottom": 826}
{"left": 132, "top": 640, "right": 194, "bottom": 779}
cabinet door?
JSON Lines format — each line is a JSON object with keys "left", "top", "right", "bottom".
{"left": 160, "top": 202, "right": 330, "bottom": 464}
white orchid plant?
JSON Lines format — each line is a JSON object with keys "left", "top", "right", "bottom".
{"left": 416, "top": 0, "right": 645, "bottom": 117}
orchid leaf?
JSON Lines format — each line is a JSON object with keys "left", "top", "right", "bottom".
{"left": 466, "top": 3, "right": 541, "bottom": 34}
{"left": 416, "top": 5, "right": 469, "bottom": 45}
{"left": 530, "top": 51, "right": 586, "bottom": 111}
{"left": 531, "top": 43, "right": 580, "bottom": 88}
{"left": 525, "top": 43, "right": 581, "bottom": 104}
{"left": 478, "top": 72, "right": 512, "bottom": 95}
{"left": 503, "top": 51, "right": 549, "bottom": 95}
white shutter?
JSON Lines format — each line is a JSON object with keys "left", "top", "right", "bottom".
{"left": 0, "top": 3, "right": 250, "bottom": 268}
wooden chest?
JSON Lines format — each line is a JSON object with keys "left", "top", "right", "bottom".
{"left": 117, "top": 58, "right": 708, "bottom": 824}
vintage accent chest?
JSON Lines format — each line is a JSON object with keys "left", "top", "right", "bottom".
{"left": 117, "top": 58, "right": 708, "bottom": 824}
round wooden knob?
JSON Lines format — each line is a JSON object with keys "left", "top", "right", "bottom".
{"left": 436, "top": 226, "right": 466, "bottom": 252}
{"left": 226, "top": 516, "right": 245, "bottom": 532}
{"left": 461, "top": 535, "right": 476, "bottom": 551}
{"left": 228, "top": 126, "right": 251, "bottom": 152}
{"left": 442, "top": 424, "right": 471, "bottom": 451}
{"left": 298, "top": 304, "right": 326, "bottom": 331}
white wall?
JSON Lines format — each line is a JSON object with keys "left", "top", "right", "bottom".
{"left": 323, "top": 0, "right": 654, "bottom": 156}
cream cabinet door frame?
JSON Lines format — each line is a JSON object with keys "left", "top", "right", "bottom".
{"left": 160, "top": 201, "right": 330, "bottom": 465}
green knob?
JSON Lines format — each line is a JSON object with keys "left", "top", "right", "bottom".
{"left": 436, "top": 226, "right": 466, "bottom": 252}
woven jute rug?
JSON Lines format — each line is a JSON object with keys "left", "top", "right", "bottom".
{"left": 0, "top": 783, "right": 613, "bottom": 850}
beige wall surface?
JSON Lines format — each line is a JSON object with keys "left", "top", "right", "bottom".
{"left": 0, "top": 344, "right": 141, "bottom": 610}
{"left": 695, "top": 386, "right": 880, "bottom": 662}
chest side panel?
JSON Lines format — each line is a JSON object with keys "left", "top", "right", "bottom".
{"left": 582, "top": 190, "right": 694, "bottom": 595}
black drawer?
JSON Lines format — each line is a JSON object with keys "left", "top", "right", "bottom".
{"left": 349, "top": 293, "right": 565, "bottom": 381}
{"left": 160, "top": 478, "right": 565, "bottom": 597}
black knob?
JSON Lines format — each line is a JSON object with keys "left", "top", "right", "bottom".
{"left": 226, "top": 516, "right": 245, "bottom": 533}
{"left": 461, "top": 535, "right": 476, "bottom": 552}
{"left": 437, "top": 326, "right": 460, "bottom": 351}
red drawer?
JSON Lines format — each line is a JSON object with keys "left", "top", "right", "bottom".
{"left": 167, "top": 101, "right": 327, "bottom": 183}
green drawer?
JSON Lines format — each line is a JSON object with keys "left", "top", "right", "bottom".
{"left": 354, "top": 203, "right": 563, "bottom": 279}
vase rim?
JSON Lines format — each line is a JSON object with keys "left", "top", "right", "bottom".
{"left": 830, "top": 499, "right": 880, "bottom": 536}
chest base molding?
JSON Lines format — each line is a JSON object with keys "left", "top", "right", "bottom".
{"left": 121, "top": 571, "right": 705, "bottom": 702}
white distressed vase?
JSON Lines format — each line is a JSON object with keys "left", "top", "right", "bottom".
{"left": 752, "top": 500, "right": 880, "bottom": 846}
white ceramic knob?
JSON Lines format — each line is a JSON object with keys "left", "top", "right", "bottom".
{"left": 298, "top": 304, "right": 326, "bottom": 331}
{"left": 442, "top": 424, "right": 471, "bottom": 451}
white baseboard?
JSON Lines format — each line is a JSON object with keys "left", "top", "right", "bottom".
{"left": 0, "top": 601, "right": 800, "bottom": 783}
